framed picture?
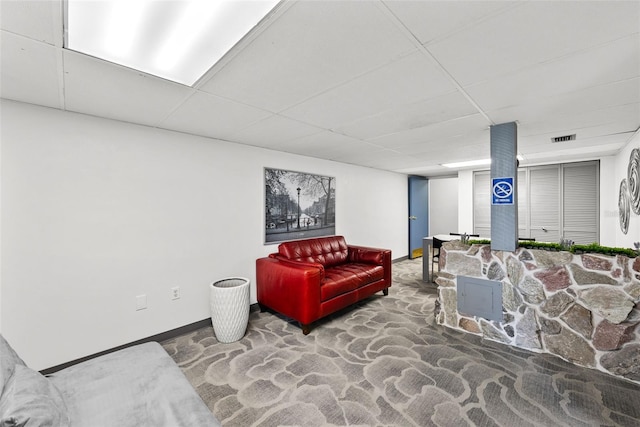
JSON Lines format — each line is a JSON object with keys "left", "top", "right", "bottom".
{"left": 264, "top": 168, "right": 335, "bottom": 244}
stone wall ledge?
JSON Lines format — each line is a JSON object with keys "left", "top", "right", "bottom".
{"left": 435, "top": 242, "right": 640, "bottom": 384}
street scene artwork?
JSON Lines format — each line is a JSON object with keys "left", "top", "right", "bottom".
{"left": 265, "top": 168, "right": 336, "bottom": 244}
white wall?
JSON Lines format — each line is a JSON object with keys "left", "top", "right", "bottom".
{"left": 599, "top": 156, "right": 618, "bottom": 247}
{"left": 457, "top": 170, "right": 473, "bottom": 233}
{"left": 428, "top": 177, "right": 458, "bottom": 236}
{"left": 1, "top": 100, "right": 408, "bottom": 370}
{"left": 604, "top": 131, "right": 640, "bottom": 248}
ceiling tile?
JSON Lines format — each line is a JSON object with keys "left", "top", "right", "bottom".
{"left": 161, "top": 91, "right": 270, "bottom": 140}
{"left": 428, "top": 0, "right": 640, "bottom": 86}
{"left": 1, "top": 32, "right": 61, "bottom": 108}
{"left": 1, "top": 0, "right": 61, "bottom": 46}
{"left": 467, "top": 35, "right": 640, "bottom": 114}
{"left": 280, "top": 51, "right": 458, "bottom": 129}
{"left": 198, "top": 0, "right": 417, "bottom": 112}
{"left": 274, "top": 130, "right": 366, "bottom": 156}
{"left": 487, "top": 78, "right": 640, "bottom": 126}
{"left": 368, "top": 113, "right": 491, "bottom": 149}
{"left": 272, "top": 131, "right": 389, "bottom": 166}
{"left": 383, "top": 133, "right": 492, "bottom": 171}
{"left": 1, "top": 1, "right": 638, "bottom": 178}
{"left": 394, "top": 135, "right": 489, "bottom": 157}
{"left": 229, "top": 115, "right": 323, "bottom": 148}
{"left": 520, "top": 133, "right": 631, "bottom": 165}
{"left": 331, "top": 148, "right": 411, "bottom": 168}
{"left": 519, "top": 104, "right": 639, "bottom": 140}
{"left": 382, "top": 0, "right": 517, "bottom": 45}
{"left": 338, "top": 90, "right": 480, "bottom": 140}
{"left": 63, "top": 50, "right": 195, "bottom": 127}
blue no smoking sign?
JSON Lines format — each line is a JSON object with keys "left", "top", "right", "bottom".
{"left": 492, "top": 177, "right": 514, "bottom": 205}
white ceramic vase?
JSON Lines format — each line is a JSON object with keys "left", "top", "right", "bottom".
{"left": 209, "top": 277, "right": 250, "bottom": 343}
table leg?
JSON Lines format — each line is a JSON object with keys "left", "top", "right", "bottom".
{"left": 422, "top": 239, "right": 430, "bottom": 282}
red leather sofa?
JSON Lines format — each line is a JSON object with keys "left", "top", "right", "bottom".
{"left": 256, "top": 235, "right": 391, "bottom": 334}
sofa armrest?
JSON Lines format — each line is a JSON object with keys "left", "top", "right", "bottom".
{"left": 348, "top": 245, "right": 392, "bottom": 287}
{"left": 256, "top": 257, "right": 323, "bottom": 325}
{"left": 348, "top": 245, "right": 390, "bottom": 265}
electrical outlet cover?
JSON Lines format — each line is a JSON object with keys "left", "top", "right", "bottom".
{"left": 136, "top": 294, "right": 147, "bottom": 310}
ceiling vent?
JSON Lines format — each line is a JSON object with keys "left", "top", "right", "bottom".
{"left": 551, "top": 134, "right": 576, "bottom": 143}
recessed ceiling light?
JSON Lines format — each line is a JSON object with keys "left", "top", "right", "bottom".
{"left": 65, "top": 0, "right": 280, "bottom": 86}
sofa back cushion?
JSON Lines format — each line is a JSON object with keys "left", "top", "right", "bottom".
{"left": 278, "top": 236, "right": 348, "bottom": 267}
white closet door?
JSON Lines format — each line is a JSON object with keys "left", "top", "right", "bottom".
{"left": 563, "top": 161, "right": 599, "bottom": 244}
{"left": 473, "top": 171, "right": 491, "bottom": 237}
{"left": 529, "top": 166, "right": 560, "bottom": 242}
{"left": 473, "top": 162, "right": 599, "bottom": 244}
{"left": 517, "top": 169, "right": 529, "bottom": 239}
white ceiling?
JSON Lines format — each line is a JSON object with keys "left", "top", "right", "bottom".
{"left": 2, "top": 0, "right": 639, "bottom": 177}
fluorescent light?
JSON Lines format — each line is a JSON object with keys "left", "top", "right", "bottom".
{"left": 442, "top": 159, "right": 491, "bottom": 168}
{"left": 154, "top": 1, "right": 223, "bottom": 72}
{"left": 104, "top": 1, "right": 147, "bottom": 58}
{"left": 442, "top": 155, "right": 524, "bottom": 169}
{"left": 66, "top": 0, "right": 280, "bottom": 86}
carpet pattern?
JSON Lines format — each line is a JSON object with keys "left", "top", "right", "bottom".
{"left": 161, "top": 258, "right": 640, "bottom": 426}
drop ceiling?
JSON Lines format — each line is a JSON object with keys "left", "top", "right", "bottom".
{"left": 1, "top": 0, "right": 639, "bottom": 177}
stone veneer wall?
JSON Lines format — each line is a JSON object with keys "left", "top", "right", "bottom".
{"left": 435, "top": 241, "right": 640, "bottom": 384}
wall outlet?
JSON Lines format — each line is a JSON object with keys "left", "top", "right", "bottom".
{"left": 171, "top": 286, "right": 180, "bottom": 300}
{"left": 136, "top": 294, "right": 147, "bottom": 311}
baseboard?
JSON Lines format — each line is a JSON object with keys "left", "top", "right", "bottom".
{"left": 393, "top": 255, "right": 409, "bottom": 263}
{"left": 41, "top": 303, "right": 261, "bottom": 375}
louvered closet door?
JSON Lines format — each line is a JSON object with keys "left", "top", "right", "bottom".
{"left": 473, "top": 171, "right": 491, "bottom": 237}
{"left": 529, "top": 166, "right": 560, "bottom": 242}
{"left": 517, "top": 169, "right": 528, "bottom": 239}
{"left": 563, "top": 161, "right": 599, "bottom": 244}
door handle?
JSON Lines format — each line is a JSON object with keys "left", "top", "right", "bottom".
{"left": 409, "top": 216, "right": 417, "bottom": 220}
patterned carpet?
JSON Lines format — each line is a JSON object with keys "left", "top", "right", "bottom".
{"left": 161, "top": 258, "right": 640, "bottom": 427}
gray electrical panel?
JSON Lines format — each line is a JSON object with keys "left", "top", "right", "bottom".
{"left": 457, "top": 276, "right": 503, "bottom": 322}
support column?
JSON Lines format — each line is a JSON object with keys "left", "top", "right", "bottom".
{"left": 490, "top": 122, "right": 518, "bottom": 251}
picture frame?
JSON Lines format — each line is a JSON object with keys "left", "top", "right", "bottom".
{"left": 264, "top": 168, "right": 336, "bottom": 244}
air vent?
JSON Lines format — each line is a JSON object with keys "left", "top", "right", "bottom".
{"left": 551, "top": 134, "right": 576, "bottom": 143}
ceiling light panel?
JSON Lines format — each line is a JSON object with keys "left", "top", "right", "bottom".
{"left": 442, "top": 155, "right": 524, "bottom": 169}
{"left": 442, "top": 158, "right": 491, "bottom": 169}
{"left": 65, "top": 0, "right": 279, "bottom": 86}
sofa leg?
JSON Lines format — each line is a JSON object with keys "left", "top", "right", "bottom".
{"left": 301, "top": 323, "right": 312, "bottom": 335}
{"left": 383, "top": 288, "right": 389, "bottom": 296}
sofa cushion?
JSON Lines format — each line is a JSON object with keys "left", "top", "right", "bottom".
{"left": 278, "top": 236, "right": 349, "bottom": 267}
{"left": 48, "top": 342, "right": 220, "bottom": 427}
{"left": 0, "top": 365, "right": 70, "bottom": 427}
{"left": 321, "top": 264, "right": 384, "bottom": 301}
